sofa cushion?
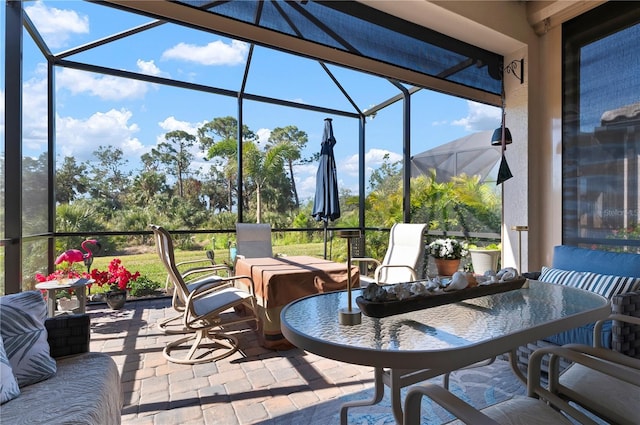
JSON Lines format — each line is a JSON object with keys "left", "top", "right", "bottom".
{"left": 539, "top": 267, "right": 625, "bottom": 348}
{"left": 540, "top": 266, "right": 640, "bottom": 299}
{"left": 0, "top": 352, "right": 123, "bottom": 425}
{"left": 552, "top": 245, "right": 640, "bottom": 278}
{"left": 0, "top": 291, "right": 56, "bottom": 387}
{"left": 0, "top": 336, "right": 20, "bottom": 404}
{"left": 544, "top": 321, "right": 612, "bottom": 349}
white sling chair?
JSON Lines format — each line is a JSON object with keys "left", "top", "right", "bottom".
{"left": 235, "top": 223, "right": 274, "bottom": 261}
{"left": 352, "top": 223, "right": 427, "bottom": 285}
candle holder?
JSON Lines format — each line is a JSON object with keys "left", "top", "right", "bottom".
{"left": 337, "top": 229, "right": 361, "bottom": 325}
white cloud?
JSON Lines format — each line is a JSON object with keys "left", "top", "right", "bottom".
{"left": 256, "top": 128, "right": 271, "bottom": 145}
{"left": 23, "top": 72, "right": 50, "bottom": 151}
{"left": 158, "top": 116, "right": 200, "bottom": 134}
{"left": 56, "top": 109, "right": 143, "bottom": 161}
{"left": 57, "top": 68, "right": 150, "bottom": 100}
{"left": 294, "top": 163, "right": 319, "bottom": 201}
{"left": 25, "top": 1, "right": 89, "bottom": 49}
{"left": 136, "top": 59, "right": 169, "bottom": 78}
{"left": 162, "top": 40, "right": 249, "bottom": 66}
{"left": 451, "top": 101, "right": 500, "bottom": 131}
{"left": 342, "top": 148, "right": 402, "bottom": 178}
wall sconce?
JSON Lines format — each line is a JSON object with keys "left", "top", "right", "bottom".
{"left": 492, "top": 58, "right": 523, "bottom": 185}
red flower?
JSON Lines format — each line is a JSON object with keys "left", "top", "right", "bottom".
{"left": 35, "top": 265, "right": 89, "bottom": 283}
{"left": 89, "top": 258, "right": 140, "bottom": 291}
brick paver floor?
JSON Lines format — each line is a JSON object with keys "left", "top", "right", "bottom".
{"left": 88, "top": 297, "right": 375, "bottom": 425}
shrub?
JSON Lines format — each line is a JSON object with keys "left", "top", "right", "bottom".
{"left": 128, "top": 276, "right": 162, "bottom": 297}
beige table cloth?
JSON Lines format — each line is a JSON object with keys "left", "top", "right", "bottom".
{"left": 235, "top": 255, "right": 359, "bottom": 349}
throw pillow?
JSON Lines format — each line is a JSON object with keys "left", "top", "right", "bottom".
{"left": 0, "top": 336, "right": 20, "bottom": 404}
{"left": 0, "top": 291, "right": 56, "bottom": 387}
{"left": 540, "top": 266, "right": 640, "bottom": 299}
{"left": 578, "top": 271, "right": 640, "bottom": 299}
{"left": 539, "top": 267, "right": 588, "bottom": 287}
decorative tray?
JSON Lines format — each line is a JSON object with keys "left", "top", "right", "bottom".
{"left": 356, "top": 277, "right": 527, "bottom": 318}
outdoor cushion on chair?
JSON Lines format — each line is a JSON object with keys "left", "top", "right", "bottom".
{"left": 404, "top": 384, "right": 573, "bottom": 425}
{"left": 546, "top": 316, "right": 640, "bottom": 425}
{"left": 404, "top": 343, "right": 638, "bottom": 425}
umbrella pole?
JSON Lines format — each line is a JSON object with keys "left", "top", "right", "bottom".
{"left": 323, "top": 221, "right": 328, "bottom": 259}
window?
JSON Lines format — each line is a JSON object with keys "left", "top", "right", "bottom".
{"left": 563, "top": 2, "right": 640, "bottom": 252}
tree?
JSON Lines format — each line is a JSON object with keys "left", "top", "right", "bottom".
{"left": 201, "top": 116, "right": 257, "bottom": 211}
{"left": 201, "top": 166, "right": 231, "bottom": 212}
{"left": 88, "top": 146, "right": 131, "bottom": 210}
{"left": 22, "top": 153, "right": 48, "bottom": 234}
{"left": 152, "top": 130, "right": 196, "bottom": 198}
{"left": 267, "top": 126, "right": 309, "bottom": 209}
{"left": 56, "top": 156, "right": 89, "bottom": 204}
{"left": 243, "top": 141, "right": 288, "bottom": 223}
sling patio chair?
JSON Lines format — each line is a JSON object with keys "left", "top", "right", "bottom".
{"left": 235, "top": 223, "right": 274, "bottom": 260}
{"left": 151, "top": 224, "right": 258, "bottom": 364}
{"left": 153, "top": 232, "right": 233, "bottom": 335}
{"left": 404, "top": 342, "right": 640, "bottom": 425}
{"left": 352, "top": 223, "right": 428, "bottom": 285}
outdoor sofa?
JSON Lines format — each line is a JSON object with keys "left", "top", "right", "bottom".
{"left": 1, "top": 291, "right": 122, "bottom": 425}
{"left": 516, "top": 245, "right": 640, "bottom": 370}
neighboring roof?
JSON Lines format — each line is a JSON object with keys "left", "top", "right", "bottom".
{"left": 600, "top": 102, "right": 640, "bottom": 126}
{"left": 410, "top": 131, "right": 501, "bottom": 183}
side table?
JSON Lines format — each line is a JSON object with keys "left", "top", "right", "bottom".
{"left": 35, "top": 278, "right": 91, "bottom": 317}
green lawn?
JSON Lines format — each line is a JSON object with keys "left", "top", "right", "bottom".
{"left": 90, "top": 242, "right": 327, "bottom": 290}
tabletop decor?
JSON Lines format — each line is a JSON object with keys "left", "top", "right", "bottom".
{"left": 357, "top": 268, "right": 524, "bottom": 318}
{"left": 427, "top": 238, "right": 468, "bottom": 276}
{"left": 89, "top": 258, "right": 140, "bottom": 310}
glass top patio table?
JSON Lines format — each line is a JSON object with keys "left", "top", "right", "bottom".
{"left": 280, "top": 280, "right": 610, "bottom": 371}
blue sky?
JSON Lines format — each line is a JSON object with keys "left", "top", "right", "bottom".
{"left": 3, "top": 1, "right": 501, "bottom": 202}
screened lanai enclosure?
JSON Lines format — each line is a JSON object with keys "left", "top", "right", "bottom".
{"left": 3, "top": 0, "right": 512, "bottom": 293}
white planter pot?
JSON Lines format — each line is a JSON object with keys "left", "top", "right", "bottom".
{"left": 469, "top": 249, "right": 501, "bottom": 275}
{"left": 57, "top": 297, "right": 80, "bottom": 313}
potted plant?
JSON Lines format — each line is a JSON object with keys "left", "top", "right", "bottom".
{"left": 89, "top": 258, "right": 140, "bottom": 310}
{"left": 427, "top": 238, "right": 468, "bottom": 276}
{"left": 468, "top": 243, "right": 501, "bottom": 275}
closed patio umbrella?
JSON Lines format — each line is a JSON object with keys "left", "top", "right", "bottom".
{"left": 312, "top": 118, "right": 341, "bottom": 259}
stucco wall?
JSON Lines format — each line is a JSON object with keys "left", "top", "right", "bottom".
{"left": 427, "top": 0, "right": 602, "bottom": 271}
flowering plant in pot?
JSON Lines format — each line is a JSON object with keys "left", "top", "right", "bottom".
{"left": 427, "top": 238, "right": 468, "bottom": 260}
{"left": 427, "top": 238, "right": 468, "bottom": 276}
{"left": 89, "top": 258, "right": 140, "bottom": 309}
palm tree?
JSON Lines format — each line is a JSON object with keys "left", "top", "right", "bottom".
{"left": 266, "top": 126, "right": 309, "bottom": 209}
